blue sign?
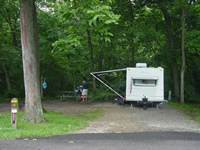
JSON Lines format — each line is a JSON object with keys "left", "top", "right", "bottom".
{"left": 43, "top": 80, "right": 47, "bottom": 89}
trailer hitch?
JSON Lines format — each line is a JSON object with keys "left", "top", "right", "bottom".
{"left": 142, "top": 96, "right": 148, "bottom": 110}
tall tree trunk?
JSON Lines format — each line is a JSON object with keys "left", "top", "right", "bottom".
{"left": 98, "top": 51, "right": 103, "bottom": 71}
{"left": 11, "top": 27, "right": 18, "bottom": 47}
{"left": 2, "top": 63, "right": 11, "bottom": 91}
{"left": 180, "top": 0, "right": 186, "bottom": 104}
{"left": 161, "top": 7, "right": 180, "bottom": 100}
{"left": 129, "top": 0, "right": 135, "bottom": 67}
{"left": 98, "top": 32, "right": 103, "bottom": 71}
{"left": 4, "top": 7, "right": 19, "bottom": 47}
{"left": 20, "top": 0, "right": 45, "bottom": 123}
{"left": 130, "top": 36, "right": 135, "bottom": 66}
{"left": 87, "top": 26, "right": 96, "bottom": 95}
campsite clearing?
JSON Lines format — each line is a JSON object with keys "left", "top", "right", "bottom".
{"left": 0, "top": 100, "right": 200, "bottom": 134}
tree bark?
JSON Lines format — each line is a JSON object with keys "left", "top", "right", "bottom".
{"left": 40, "top": 76, "right": 43, "bottom": 98}
{"left": 11, "top": 27, "right": 18, "bottom": 47}
{"left": 20, "top": 0, "right": 45, "bottom": 123}
{"left": 98, "top": 32, "right": 103, "bottom": 71}
{"left": 2, "top": 63, "right": 11, "bottom": 91}
{"left": 130, "top": 36, "right": 135, "bottom": 67}
{"left": 128, "top": 0, "right": 135, "bottom": 67}
{"left": 98, "top": 51, "right": 103, "bottom": 71}
{"left": 161, "top": 7, "right": 180, "bottom": 100}
{"left": 180, "top": 0, "right": 186, "bottom": 104}
{"left": 87, "top": 25, "right": 96, "bottom": 95}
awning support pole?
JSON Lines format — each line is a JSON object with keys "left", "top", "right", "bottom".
{"left": 90, "top": 72, "right": 125, "bottom": 100}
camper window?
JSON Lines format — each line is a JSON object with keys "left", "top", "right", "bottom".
{"left": 133, "top": 79, "right": 156, "bottom": 87}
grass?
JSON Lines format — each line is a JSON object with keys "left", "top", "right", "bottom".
{"left": 0, "top": 109, "right": 103, "bottom": 139}
{"left": 169, "top": 101, "right": 200, "bottom": 123}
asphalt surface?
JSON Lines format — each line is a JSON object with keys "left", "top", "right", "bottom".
{"left": 0, "top": 132, "right": 200, "bottom": 150}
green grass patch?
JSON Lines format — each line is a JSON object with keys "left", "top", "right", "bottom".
{"left": 169, "top": 101, "right": 200, "bottom": 123}
{"left": 0, "top": 109, "right": 103, "bottom": 139}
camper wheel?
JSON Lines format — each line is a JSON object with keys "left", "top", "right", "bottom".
{"left": 153, "top": 102, "right": 159, "bottom": 108}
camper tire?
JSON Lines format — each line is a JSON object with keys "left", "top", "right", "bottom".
{"left": 153, "top": 102, "right": 160, "bottom": 109}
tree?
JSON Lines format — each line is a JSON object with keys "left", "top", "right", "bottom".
{"left": 20, "top": 0, "right": 45, "bottom": 123}
{"left": 1, "top": 0, "right": 199, "bottom": 103}
{"left": 0, "top": 0, "right": 20, "bottom": 94}
{"left": 0, "top": 0, "right": 19, "bottom": 47}
{"left": 52, "top": 0, "right": 120, "bottom": 95}
{"left": 180, "top": 0, "right": 186, "bottom": 104}
{"left": 158, "top": 2, "right": 180, "bottom": 100}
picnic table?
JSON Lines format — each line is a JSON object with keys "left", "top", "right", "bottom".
{"left": 60, "top": 91, "right": 80, "bottom": 101}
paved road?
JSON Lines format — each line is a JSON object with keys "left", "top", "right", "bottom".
{"left": 0, "top": 132, "right": 200, "bottom": 150}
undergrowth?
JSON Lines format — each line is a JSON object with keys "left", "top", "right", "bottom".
{"left": 169, "top": 101, "right": 200, "bottom": 123}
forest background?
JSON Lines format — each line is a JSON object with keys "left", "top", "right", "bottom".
{"left": 0, "top": 0, "right": 199, "bottom": 103}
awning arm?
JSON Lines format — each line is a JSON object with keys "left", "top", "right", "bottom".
{"left": 92, "top": 68, "right": 127, "bottom": 75}
{"left": 90, "top": 69, "right": 126, "bottom": 100}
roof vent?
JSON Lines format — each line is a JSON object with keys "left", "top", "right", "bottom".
{"left": 136, "top": 63, "right": 147, "bottom": 68}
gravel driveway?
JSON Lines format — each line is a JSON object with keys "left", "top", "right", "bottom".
{"left": 75, "top": 102, "right": 200, "bottom": 133}
{"left": 0, "top": 100, "right": 200, "bottom": 133}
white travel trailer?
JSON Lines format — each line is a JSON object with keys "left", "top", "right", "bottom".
{"left": 90, "top": 63, "right": 164, "bottom": 105}
{"left": 125, "top": 63, "right": 164, "bottom": 103}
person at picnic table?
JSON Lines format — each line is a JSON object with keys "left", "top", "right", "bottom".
{"left": 81, "top": 80, "right": 88, "bottom": 102}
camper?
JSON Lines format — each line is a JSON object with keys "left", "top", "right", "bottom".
{"left": 90, "top": 63, "right": 164, "bottom": 107}
{"left": 126, "top": 63, "right": 164, "bottom": 104}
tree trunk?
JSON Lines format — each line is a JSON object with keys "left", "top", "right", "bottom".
{"left": 87, "top": 26, "right": 96, "bottom": 95}
{"left": 40, "top": 76, "right": 43, "bottom": 98}
{"left": 180, "top": 0, "right": 186, "bottom": 104}
{"left": 129, "top": 0, "right": 135, "bottom": 67}
{"left": 98, "top": 51, "right": 103, "bottom": 71}
{"left": 161, "top": 7, "right": 180, "bottom": 100}
{"left": 2, "top": 63, "right": 11, "bottom": 91}
{"left": 11, "top": 27, "right": 18, "bottom": 47}
{"left": 4, "top": 7, "right": 19, "bottom": 47}
{"left": 20, "top": 0, "right": 45, "bottom": 123}
{"left": 130, "top": 36, "right": 135, "bottom": 67}
{"left": 98, "top": 32, "right": 103, "bottom": 71}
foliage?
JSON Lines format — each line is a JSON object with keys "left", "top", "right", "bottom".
{"left": 0, "top": 109, "right": 103, "bottom": 139}
{"left": 89, "top": 89, "right": 116, "bottom": 101}
{"left": 0, "top": 0, "right": 200, "bottom": 103}
{"left": 169, "top": 101, "right": 200, "bottom": 122}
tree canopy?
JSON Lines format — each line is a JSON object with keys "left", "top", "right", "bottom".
{"left": 0, "top": 0, "right": 200, "bottom": 103}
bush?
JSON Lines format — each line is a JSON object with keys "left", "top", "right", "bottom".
{"left": 89, "top": 89, "right": 116, "bottom": 101}
{"left": 3, "top": 89, "right": 19, "bottom": 99}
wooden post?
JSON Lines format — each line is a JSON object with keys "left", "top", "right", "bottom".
{"left": 168, "top": 91, "right": 171, "bottom": 101}
{"left": 11, "top": 98, "right": 18, "bottom": 128}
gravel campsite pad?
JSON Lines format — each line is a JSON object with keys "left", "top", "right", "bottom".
{"left": 0, "top": 100, "right": 200, "bottom": 133}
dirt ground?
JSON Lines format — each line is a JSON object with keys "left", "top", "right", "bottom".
{"left": 1, "top": 100, "right": 200, "bottom": 133}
